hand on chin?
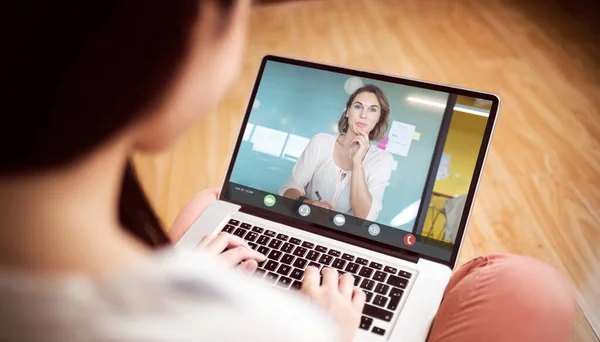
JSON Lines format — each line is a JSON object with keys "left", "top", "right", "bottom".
{"left": 354, "top": 124, "right": 368, "bottom": 136}
{"left": 350, "top": 141, "right": 360, "bottom": 155}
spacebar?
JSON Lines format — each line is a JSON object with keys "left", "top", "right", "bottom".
{"left": 363, "top": 304, "right": 393, "bottom": 322}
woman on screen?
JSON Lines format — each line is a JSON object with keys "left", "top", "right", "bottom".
{"left": 280, "top": 84, "right": 394, "bottom": 221}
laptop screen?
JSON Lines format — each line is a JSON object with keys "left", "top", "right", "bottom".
{"left": 222, "top": 57, "right": 498, "bottom": 265}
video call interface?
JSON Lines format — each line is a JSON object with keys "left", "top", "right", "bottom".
{"left": 224, "top": 60, "right": 493, "bottom": 262}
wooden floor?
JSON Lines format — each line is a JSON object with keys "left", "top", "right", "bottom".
{"left": 134, "top": 0, "right": 600, "bottom": 340}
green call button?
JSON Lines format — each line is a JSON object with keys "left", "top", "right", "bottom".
{"left": 263, "top": 194, "right": 276, "bottom": 207}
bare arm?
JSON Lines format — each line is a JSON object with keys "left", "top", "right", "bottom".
{"left": 350, "top": 160, "right": 372, "bottom": 219}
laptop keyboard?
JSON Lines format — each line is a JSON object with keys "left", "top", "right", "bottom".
{"left": 222, "top": 219, "right": 414, "bottom": 338}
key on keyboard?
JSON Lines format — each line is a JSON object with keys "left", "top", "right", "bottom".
{"left": 244, "top": 232, "right": 259, "bottom": 242}
{"left": 264, "top": 272, "right": 278, "bottom": 284}
{"left": 277, "top": 264, "right": 292, "bottom": 276}
{"left": 228, "top": 219, "right": 240, "bottom": 226}
{"left": 363, "top": 304, "right": 393, "bottom": 322}
{"left": 372, "top": 327, "right": 385, "bottom": 336}
{"left": 387, "top": 275, "right": 408, "bottom": 289}
{"left": 277, "top": 277, "right": 292, "bottom": 288}
{"left": 359, "top": 266, "right": 374, "bottom": 278}
{"left": 373, "top": 295, "right": 388, "bottom": 307}
{"left": 290, "top": 268, "right": 304, "bottom": 280}
{"left": 374, "top": 283, "right": 389, "bottom": 295}
{"left": 332, "top": 258, "right": 346, "bottom": 270}
{"left": 280, "top": 254, "right": 294, "bottom": 265}
{"left": 281, "top": 242, "right": 294, "bottom": 253}
{"left": 384, "top": 266, "right": 397, "bottom": 274}
{"left": 222, "top": 225, "right": 235, "bottom": 233}
{"left": 233, "top": 228, "right": 246, "bottom": 238}
{"left": 256, "top": 235, "right": 270, "bottom": 246}
{"left": 388, "top": 287, "right": 404, "bottom": 311}
{"left": 360, "top": 316, "right": 373, "bottom": 330}
{"left": 293, "top": 258, "right": 308, "bottom": 269}
{"left": 315, "top": 245, "right": 328, "bottom": 253}
{"left": 399, "top": 270, "right": 412, "bottom": 279}
{"left": 268, "top": 250, "right": 282, "bottom": 261}
{"left": 328, "top": 249, "right": 341, "bottom": 257}
{"left": 360, "top": 279, "right": 375, "bottom": 291}
{"left": 369, "top": 262, "right": 383, "bottom": 270}
{"left": 318, "top": 254, "right": 333, "bottom": 266}
{"left": 342, "top": 253, "right": 355, "bottom": 261}
{"left": 257, "top": 246, "right": 270, "bottom": 256}
{"left": 268, "top": 239, "right": 282, "bottom": 249}
{"left": 373, "top": 270, "right": 387, "bottom": 282}
{"left": 264, "top": 260, "right": 278, "bottom": 271}
{"left": 301, "top": 241, "right": 314, "bottom": 249}
{"left": 345, "top": 262, "right": 359, "bottom": 274}
{"left": 306, "top": 250, "right": 320, "bottom": 261}
{"left": 356, "top": 257, "right": 369, "bottom": 265}
{"left": 293, "top": 247, "right": 308, "bottom": 257}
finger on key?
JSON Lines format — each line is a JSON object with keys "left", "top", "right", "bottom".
{"left": 352, "top": 287, "right": 367, "bottom": 312}
{"left": 321, "top": 267, "right": 338, "bottom": 290}
{"left": 220, "top": 246, "right": 265, "bottom": 266}
{"left": 205, "top": 232, "right": 250, "bottom": 254}
{"left": 301, "top": 266, "right": 320, "bottom": 293}
{"left": 339, "top": 273, "right": 355, "bottom": 298}
{"left": 238, "top": 259, "right": 258, "bottom": 274}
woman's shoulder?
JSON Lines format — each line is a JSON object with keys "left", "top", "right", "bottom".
{"left": 368, "top": 145, "right": 394, "bottom": 166}
{"left": 311, "top": 133, "right": 337, "bottom": 145}
{"left": 303, "top": 133, "right": 336, "bottom": 155}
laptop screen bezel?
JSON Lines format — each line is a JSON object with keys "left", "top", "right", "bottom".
{"left": 218, "top": 55, "right": 500, "bottom": 269}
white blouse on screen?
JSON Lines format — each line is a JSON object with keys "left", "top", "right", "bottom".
{"left": 279, "top": 133, "right": 394, "bottom": 221}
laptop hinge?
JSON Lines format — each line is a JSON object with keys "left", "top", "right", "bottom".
{"left": 239, "top": 205, "right": 420, "bottom": 264}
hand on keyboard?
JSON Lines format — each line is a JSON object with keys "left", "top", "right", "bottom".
{"left": 301, "top": 266, "right": 366, "bottom": 342}
{"left": 196, "top": 232, "right": 266, "bottom": 273}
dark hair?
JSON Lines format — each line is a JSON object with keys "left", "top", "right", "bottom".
{"left": 337, "top": 84, "right": 390, "bottom": 141}
{"left": 1, "top": 1, "right": 236, "bottom": 246}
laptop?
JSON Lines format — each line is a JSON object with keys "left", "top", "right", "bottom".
{"left": 177, "top": 55, "right": 500, "bottom": 341}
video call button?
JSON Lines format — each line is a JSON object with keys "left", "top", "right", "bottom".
{"left": 263, "top": 194, "right": 276, "bottom": 207}
{"left": 298, "top": 204, "right": 311, "bottom": 217}
{"left": 368, "top": 224, "right": 380, "bottom": 236}
{"left": 333, "top": 214, "right": 346, "bottom": 226}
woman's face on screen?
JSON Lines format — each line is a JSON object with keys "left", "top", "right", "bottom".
{"left": 346, "top": 91, "right": 382, "bottom": 136}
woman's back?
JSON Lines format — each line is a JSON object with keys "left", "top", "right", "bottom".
{"left": 0, "top": 249, "right": 336, "bottom": 341}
